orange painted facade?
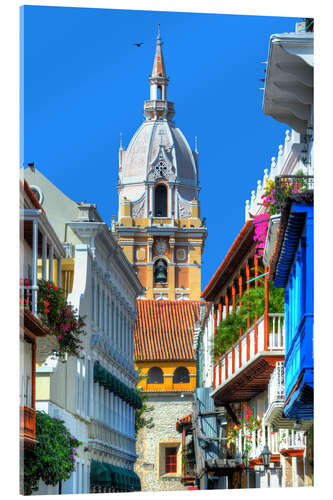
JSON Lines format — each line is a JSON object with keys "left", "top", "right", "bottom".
{"left": 135, "top": 360, "right": 196, "bottom": 393}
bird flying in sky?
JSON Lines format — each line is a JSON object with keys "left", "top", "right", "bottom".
{"left": 133, "top": 42, "right": 144, "bottom": 47}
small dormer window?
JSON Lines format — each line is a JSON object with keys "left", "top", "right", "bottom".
{"left": 30, "top": 185, "right": 44, "bottom": 205}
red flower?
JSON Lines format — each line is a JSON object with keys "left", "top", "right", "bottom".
{"left": 46, "top": 284, "right": 52, "bottom": 289}
{"left": 45, "top": 308, "right": 50, "bottom": 313}
{"left": 54, "top": 285, "right": 59, "bottom": 290}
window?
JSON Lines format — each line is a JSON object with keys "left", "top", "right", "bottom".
{"left": 76, "top": 360, "right": 81, "bottom": 412}
{"left": 87, "top": 359, "right": 91, "bottom": 417}
{"left": 97, "top": 284, "right": 100, "bottom": 327}
{"left": 173, "top": 366, "right": 190, "bottom": 384}
{"left": 81, "top": 362, "right": 86, "bottom": 414}
{"left": 165, "top": 447, "right": 177, "bottom": 473}
{"left": 154, "top": 184, "right": 167, "bottom": 217}
{"left": 154, "top": 259, "right": 168, "bottom": 284}
{"left": 92, "top": 278, "right": 95, "bottom": 322}
{"left": 81, "top": 463, "right": 85, "bottom": 493}
{"left": 147, "top": 367, "right": 164, "bottom": 384}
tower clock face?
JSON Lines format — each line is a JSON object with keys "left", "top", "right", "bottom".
{"left": 155, "top": 238, "right": 167, "bottom": 256}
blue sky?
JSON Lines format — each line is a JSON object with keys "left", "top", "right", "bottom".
{"left": 22, "top": 5, "right": 301, "bottom": 290}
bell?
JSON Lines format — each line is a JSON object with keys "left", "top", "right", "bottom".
{"left": 155, "top": 270, "right": 167, "bottom": 283}
{"left": 154, "top": 260, "right": 167, "bottom": 283}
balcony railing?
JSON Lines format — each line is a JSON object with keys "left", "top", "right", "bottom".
{"left": 267, "top": 361, "right": 285, "bottom": 407}
{"left": 214, "top": 313, "right": 284, "bottom": 388}
{"left": 88, "top": 420, "right": 136, "bottom": 456}
{"left": 275, "top": 175, "right": 314, "bottom": 212}
{"left": 20, "top": 406, "right": 36, "bottom": 442}
{"left": 235, "top": 425, "right": 306, "bottom": 461}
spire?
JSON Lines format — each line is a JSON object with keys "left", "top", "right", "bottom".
{"left": 149, "top": 24, "right": 169, "bottom": 102}
{"left": 144, "top": 25, "right": 174, "bottom": 121}
{"left": 151, "top": 24, "right": 166, "bottom": 78}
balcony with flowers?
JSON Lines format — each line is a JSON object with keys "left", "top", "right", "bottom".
{"left": 226, "top": 405, "right": 306, "bottom": 466}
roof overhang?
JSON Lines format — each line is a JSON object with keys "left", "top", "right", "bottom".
{"left": 210, "top": 352, "right": 284, "bottom": 403}
{"left": 263, "top": 32, "right": 313, "bottom": 133}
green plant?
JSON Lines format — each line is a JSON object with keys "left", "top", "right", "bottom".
{"left": 23, "top": 411, "right": 82, "bottom": 495}
{"left": 226, "top": 405, "right": 262, "bottom": 455}
{"left": 213, "top": 279, "right": 284, "bottom": 358}
{"left": 134, "top": 370, "right": 154, "bottom": 435}
{"left": 182, "top": 439, "right": 195, "bottom": 470}
{"left": 21, "top": 279, "right": 87, "bottom": 361}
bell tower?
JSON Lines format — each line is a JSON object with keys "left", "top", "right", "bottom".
{"left": 113, "top": 26, "right": 207, "bottom": 300}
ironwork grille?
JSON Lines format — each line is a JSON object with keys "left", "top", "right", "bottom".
{"left": 165, "top": 447, "right": 177, "bottom": 473}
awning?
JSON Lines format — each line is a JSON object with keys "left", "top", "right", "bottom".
{"left": 90, "top": 460, "right": 110, "bottom": 486}
{"left": 93, "top": 362, "right": 142, "bottom": 409}
{"left": 90, "top": 461, "right": 141, "bottom": 491}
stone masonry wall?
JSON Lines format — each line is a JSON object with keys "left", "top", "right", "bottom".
{"left": 135, "top": 394, "right": 193, "bottom": 492}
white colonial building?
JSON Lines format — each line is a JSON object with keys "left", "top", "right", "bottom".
{"left": 25, "top": 167, "right": 143, "bottom": 494}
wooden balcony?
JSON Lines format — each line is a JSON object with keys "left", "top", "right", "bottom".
{"left": 234, "top": 424, "right": 306, "bottom": 465}
{"left": 212, "top": 314, "right": 285, "bottom": 403}
{"left": 20, "top": 406, "right": 38, "bottom": 447}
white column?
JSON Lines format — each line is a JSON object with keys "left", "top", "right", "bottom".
{"left": 114, "top": 396, "right": 118, "bottom": 431}
{"left": 168, "top": 184, "right": 172, "bottom": 218}
{"left": 145, "top": 184, "right": 148, "bottom": 217}
{"left": 110, "top": 393, "right": 114, "bottom": 429}
{"left": 101, "top": 385, "right": 105, "bottom": 423}
{"left": 99, "top": 287, "right": 103, "bottom": 330}
{"left": 105, "top": 388, "right": 109, "bottom": 425}
{"left": 57, "top": 257, "right": 62, "bottom": 287}
{"left": 113, "top": 300, "right": 117, "bottom": 346}
{"left": 42, "top": 234, "right": 47, "bottom": 280}
{"left": 108, "top": 390, "right": 112, "bottom": 427}
{"left": 32, "top": 217, "right": 38, "bottom": 316}
{"left": 175, "top": 186, "right": 179, "bottom": 219}
{"left": 94, "top": 279, "right": 98, "bottom": 325}
{"left": 94, "top": 382, "right": 99, "bottom": 420}
{"left": 104, "top": 292, "right": 107, "bottom": 335}
{"left": 89, "top": 360, "right": 94, "bottom": 418}
{"left": 49, "top": 244, "right": 54, "bottom": 282}
{"left": 149, "top": 184, "right": 154, "bottom": 217}
{"left": 118, "top": 303, "right": 121, "bottom": 351}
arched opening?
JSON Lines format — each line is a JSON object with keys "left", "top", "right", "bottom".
{"left": 154, "top": 184, "right": 167, "bottom": 217}
{"left": 147, "top": 367, "right": 164, "bottom": 384}
{"left": 154, "top": 259, "right": 168, "bottom": 284}
{"left": 173, "top": 367, "right": 190, "bottom": 384}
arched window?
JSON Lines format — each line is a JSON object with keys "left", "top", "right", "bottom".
{"left": 147, "top": 367, "right": 164, "bottom": 384}
{"left": 154, "top": 184, "right": 167, "bottom": 217}
{"left": 173, "top": 367, "right": 190, "bottom": 384}
{"left": 154, "top": 259, "right": 168, "bottom": 284}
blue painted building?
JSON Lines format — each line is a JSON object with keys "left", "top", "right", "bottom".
{"left": 270, "top": 191, "right": 313, "bottom": 421}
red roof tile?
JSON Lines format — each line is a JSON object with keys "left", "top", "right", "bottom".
{"left": 134, "top": 300, "right": 202, "bottom": 361}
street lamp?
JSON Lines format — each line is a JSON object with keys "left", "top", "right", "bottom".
{"left": 242, "top": 450, "right": 249, "bottom": 468}
{"left": 261, "top": 444, "right": 272, "bottom": 472}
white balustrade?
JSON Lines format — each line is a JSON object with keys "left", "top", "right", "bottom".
{"left": 245, "top": 129, "right": 304, "bottom": 221}
{"left": 215, "top": 314, "right": 284, "bottom": 387}
{"left": 267, "top": 361, "right": 285, "bottom": 406}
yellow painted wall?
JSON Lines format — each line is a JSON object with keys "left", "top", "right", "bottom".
{"left": 36, "top": 374, "right": 51, "bottom": 400}
{"left": 135, "top": 360, "right": 196, "bottom": 392}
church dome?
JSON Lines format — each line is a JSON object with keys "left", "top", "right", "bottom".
{"left": 118, "top": 26, "right": 199, "bottom": 205}
{"left": 121, "top": 120, "right": 198, "bottom": 191}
